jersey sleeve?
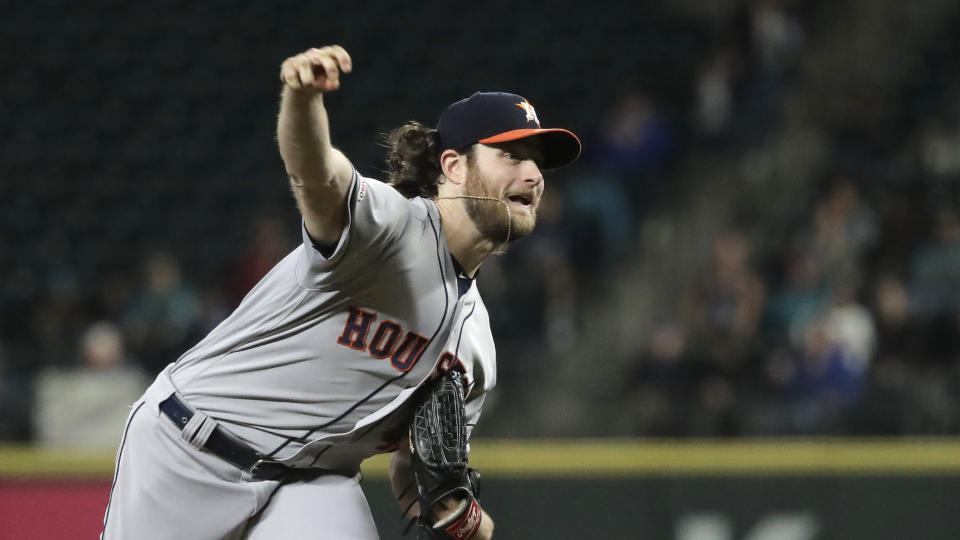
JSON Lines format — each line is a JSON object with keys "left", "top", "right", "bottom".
{"left": 296, "top": 170, "right": 415, "bottom": 287}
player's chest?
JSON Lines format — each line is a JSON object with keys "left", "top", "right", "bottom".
{"left": 332, "top": 287, "right": 493, "bottom": 389}
{"left": 431, "top": 293, "right": 494, "bottom": 391}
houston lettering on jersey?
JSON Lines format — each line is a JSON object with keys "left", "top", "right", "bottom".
{"left": 337, "top": 306, "right": 430, "bottom": 372}
{"left": 436, "top": 351, "right": 469, "bottom": 382}
{"left": 430, "top": 351, "right": 473, "bottom": 394}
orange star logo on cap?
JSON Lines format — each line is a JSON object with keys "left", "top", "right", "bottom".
{"left": 516, "top": 100, "right": 540, "bottom": 126}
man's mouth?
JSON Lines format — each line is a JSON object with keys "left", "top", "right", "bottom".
{"left": 506, "top": 193, "right": 534, "bottom": 207}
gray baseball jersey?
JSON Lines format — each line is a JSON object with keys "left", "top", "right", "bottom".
{"left": 102, "top": 170, "right": 496, "bottom": 539}
{"left": 169, "top": 169, "right": 495, "bottom": 470}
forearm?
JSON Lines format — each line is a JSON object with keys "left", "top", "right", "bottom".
{"left": 393, "top": 442, "right": 494, "bottom": 539}
{"left": 277, "top": 87, "right": 346, "bottom": 187}
{"left": 390, "top": 440, "right": 493, "bottom": 540}
{"left": 478, "top": 509, "right": 494, "bottom": 539}
{"left": 390, "top": 444, "right": 420, "bottom": 520}
{"left": 276, "top": 46, "right": 354, "bottom": 244}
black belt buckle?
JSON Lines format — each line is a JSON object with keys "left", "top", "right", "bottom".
{"left": 250, "top": 458, "right": 288, "bottom": 481}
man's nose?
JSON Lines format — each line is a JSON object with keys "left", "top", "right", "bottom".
{"left": 521, "top": 159, "right": 543, "bottom": 186}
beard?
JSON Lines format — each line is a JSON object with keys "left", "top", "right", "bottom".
{"left": 463, "top": 165, "right": 537, "bottom": 246}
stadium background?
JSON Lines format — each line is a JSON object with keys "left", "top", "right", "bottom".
{"left": 3, "top": 0, "right": 960, "bottom": 538}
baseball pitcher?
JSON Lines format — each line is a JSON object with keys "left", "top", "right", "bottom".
{"left": 101, "top": 45, "right": 580, "bottom": 539}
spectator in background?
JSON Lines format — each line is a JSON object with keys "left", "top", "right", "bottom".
{"left": 626, "top": 318, "right": 741, "bottom": 437}
{"left": 590, "top": 87, "right": 675, "bottom": 208}
{"left": 747, "top": 0, "right": 805, "bottom": 75}
{"left": 763, "top": 279, "right": 876, "bottom": 434}
{"left": 825, "top": 285, "right": 877, "bottom": 358}
{"left": 905, "top": 209, "right": 960, "bottom": 365}
{"left": 228, "top": 212, "right": 292, "bottom": 307}
{"left": 594, "top": 88, "right": 675, "bottom": 174}
{"left": 909, "top": 209, "right": 960, "bottom": 317}
{"left": 693, "top": 48, "right": 740, "bottom": 139}
{"left": 812, "top": 178, "right": 878, "bottom": 286}
{"left": 870, "top": 275, "right": 912, "bottom": 362}
{"left": 559, "top": 87, "right": 675, "bottom": 278}
{"left": 769, "top": 314, "right": 870, "bottom": 434}
{"left": 822, "top": 284, "right": 876, "bottom": 373}
{"left": 764, "top": 175, "right": 877, "bottom": 351}
{"left": 733, "top": 0, "right": 805, "bottom": 133}
{"left": 34, "top": 321, "right": 147, "bottom": 449}
{"left": 764, "top": 248, "right": 830, "bottom": 349}
{"left": 80, "top": 321, "right": 131, "bottom": 369}
{"left": 562, "top": 172, "right": 636, "bottom": 277}
{"left": 680, "top": 232, "right": 767, "bottom": 435}
{"left": 123, "top": 250, "right": 200, "bottom": 374}
{"left": 624, "top": 321, "right": 692, "bottom": 436}
{"left": 918, "top": 108, "right": 960, "bottom": 179}
{"left": 683, "top": 231, "right": 766, "bottom": 373}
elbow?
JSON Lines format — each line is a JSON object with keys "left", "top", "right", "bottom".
{"left": 286, "top": 168, "right": 335, "bottom": 191}
{"left": 284, "top": 158, "right": 327, "bottom": 187}
{"left": 288, "top": 172, "right": 305, "bottom": 188}
{"left": 284, "top": 148, "right": 349, "bottom": 189}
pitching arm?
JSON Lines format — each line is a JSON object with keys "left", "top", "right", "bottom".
{"left": 277, "top": 45, "right": 355, "bottom": 248}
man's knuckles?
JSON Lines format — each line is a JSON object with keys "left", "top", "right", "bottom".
{"left": 281, "top": 47, "right": 349, "bottom": 90}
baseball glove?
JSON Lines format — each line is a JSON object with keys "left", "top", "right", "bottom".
{"left": 408, "top": 369, "right": 483, "bottom": 540}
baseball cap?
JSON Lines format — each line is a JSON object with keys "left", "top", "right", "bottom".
{"left": 436, "top": 92, "right": 581, "bottom": 169}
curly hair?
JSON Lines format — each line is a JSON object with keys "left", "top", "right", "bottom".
{"left": 384, "top": 121, "right": 444, "bottom": 199}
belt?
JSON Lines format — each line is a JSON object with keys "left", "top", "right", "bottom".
{"left": 159, "top": 393, "right": 290, "bottom": 481}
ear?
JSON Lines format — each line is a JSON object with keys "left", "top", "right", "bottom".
{"left": 439, "top": 148, "right": 468, "bottom": 186}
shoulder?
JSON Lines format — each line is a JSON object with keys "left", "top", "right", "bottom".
{"left": 355, "top": 174, "right": 435, "bottom": 224}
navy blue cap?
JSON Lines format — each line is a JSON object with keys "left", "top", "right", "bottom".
{"left": 436, "top": 92, "right": 581, "bottom": 169}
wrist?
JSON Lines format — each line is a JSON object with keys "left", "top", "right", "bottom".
{"left": 434, "top": 497, "right": 483, "bottom": 540}
{"left": 283, "top": 85, "right": 325, "bottom": 102}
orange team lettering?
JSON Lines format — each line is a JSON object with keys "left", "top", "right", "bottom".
{"left": 337, "top": 307, "right": 430, "bottom": 372}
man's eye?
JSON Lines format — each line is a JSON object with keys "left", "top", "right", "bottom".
{"left": 502, "top": 152, "right": 515, "bottom": 160}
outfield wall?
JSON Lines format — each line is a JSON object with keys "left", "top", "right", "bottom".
{"left": 2, "top": 440, "right": 959, "bottom": 539}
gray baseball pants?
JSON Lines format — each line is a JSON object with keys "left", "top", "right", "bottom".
{"left": 101, "top": 373, "right": 380, "bottom": 539}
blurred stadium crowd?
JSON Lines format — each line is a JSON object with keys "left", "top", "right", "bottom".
{"left": 3, "top": 0, "right": 960, "bottom": 444}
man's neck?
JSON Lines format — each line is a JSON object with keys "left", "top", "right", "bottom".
{"left": 434, "top": 199, "right": 497, "bottom": 278}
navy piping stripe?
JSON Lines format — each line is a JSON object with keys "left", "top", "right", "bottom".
{"left": 100, "top": 400, "right": 146, "bottom": 538}
{"left": 454, "top": 301, "right": 477, "bottom": 389}
{"left": 453, "top": 302, "right": 477, "bottom": 361}
{"left": 308, "top": 444, "right": 333, "bottom": 467}
{"left": 411, "top": 210, "right": 451, "bottom": 375}
{"left": 263, "top": 200, "right": 451, "bottom": 457}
